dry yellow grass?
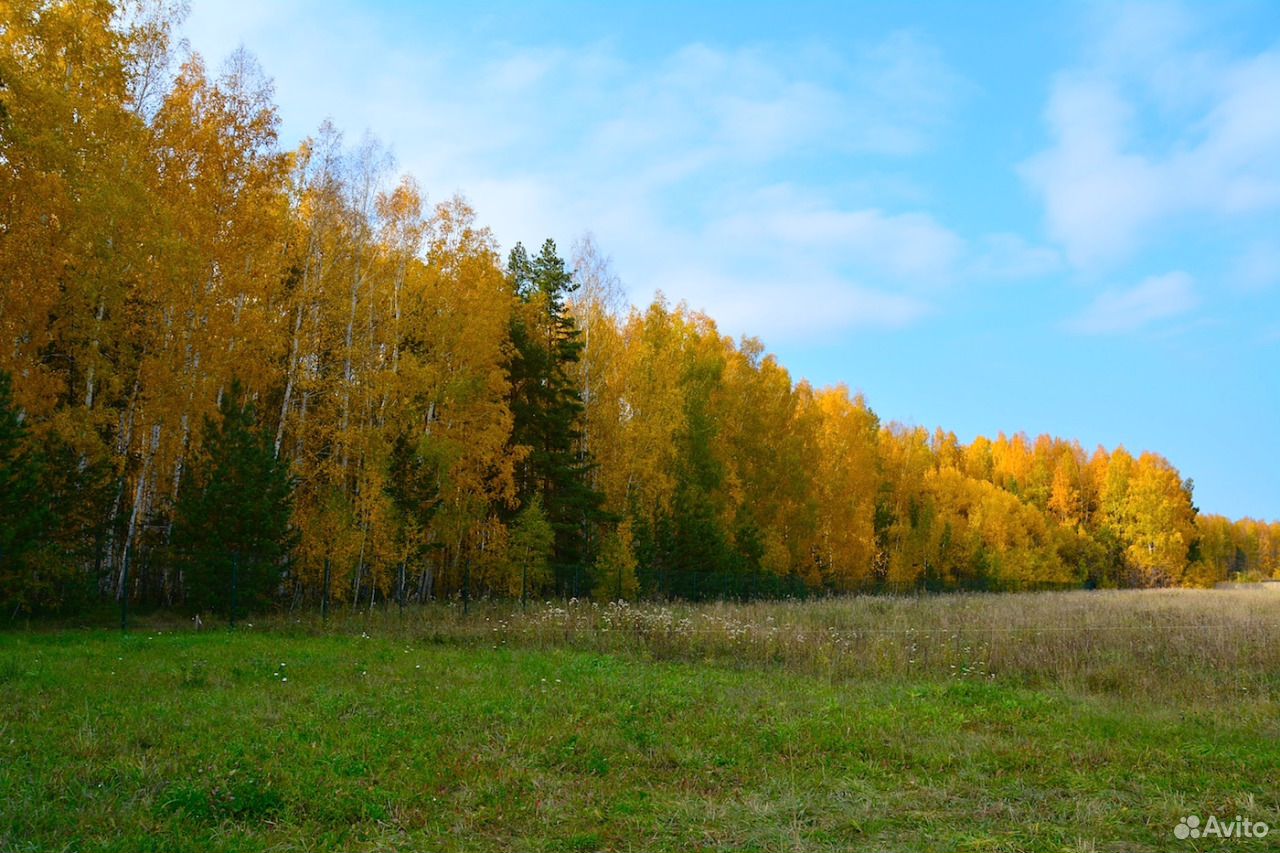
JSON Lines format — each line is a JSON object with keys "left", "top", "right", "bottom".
{"left": 270, "top": 587, "right": 1280, "bottom": 706}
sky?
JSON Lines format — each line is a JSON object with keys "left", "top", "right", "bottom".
{"left": 182, "top": 0, "right": 1280, "bottom": 521}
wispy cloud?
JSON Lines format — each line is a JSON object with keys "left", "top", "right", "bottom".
{"left": 655, "top": 266, "right": 930, "bottom": 340}
{"left": 968, "top": 233, "right": 1063, "bottom": 282}
{"left": 1020, "top": 4, "right": 1280, "bottom": 269}
{"left": 1065, "top": 271, "right": 1198, "bottom": 335}
{"left": 183, "top": 2, "right": 983, "bottom": 340}
{"left": 1230, "top": 241, "right": 1280, "bottom": 293}
{"left": 704, "top": 184, "right": 964, "bottom": 284}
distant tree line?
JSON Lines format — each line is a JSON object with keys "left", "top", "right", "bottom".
{"left": 1, "top": 2, "right": 1276, "bottom": 620}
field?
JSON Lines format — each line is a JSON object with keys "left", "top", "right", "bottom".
{"left": 3, "top": 588, "right": 1279, "bottom": 851}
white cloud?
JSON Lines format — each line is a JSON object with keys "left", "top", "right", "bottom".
{"left": 179, "top": 3, "right": 979, "bottom": 342}
{"left": 1230, "top": 242, "right": 1280, "bottom": 293}
{"left": 1021, "top": 7, "right": 1280, "bottom": 268}
{"left": 705, "top": 185, "right": 964, "bottom": 284}
{"left": 655, "top": 267, "right": 930, "bottom": 339}
{"left": 1065, "top": 271, "right": 1198, "bottom": 334}
{"left": 968, "top": 233, "right": 1063, "bottom": 281}
{"left": 1020, "top": 76, "right": 1165, "bottom": 267}
{"left": 484, "top": 49, "right": 566, "bottom": 93}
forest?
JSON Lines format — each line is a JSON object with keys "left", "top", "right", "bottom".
{"left": 2, "top": 1, "right": 1278, "bottom": 620}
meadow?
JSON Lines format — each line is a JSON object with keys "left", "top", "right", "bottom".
{"left": 3, "top": 587, "right": 1278, "bottom": 851}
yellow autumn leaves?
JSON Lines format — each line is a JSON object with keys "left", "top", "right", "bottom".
{"left": 2, "top": 1, "right": 1274, "bottom": 613}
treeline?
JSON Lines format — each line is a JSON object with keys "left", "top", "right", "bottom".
{"left": 1, "top": 2, "right": 1277, "bottom": 618}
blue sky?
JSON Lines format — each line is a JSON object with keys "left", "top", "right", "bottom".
{"left": 184, "top": 1, "right": 1280, "bottom": 521}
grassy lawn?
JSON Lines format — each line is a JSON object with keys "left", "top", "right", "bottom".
{"left": 2, "top": 622, "right": 1277, "bottom": 851}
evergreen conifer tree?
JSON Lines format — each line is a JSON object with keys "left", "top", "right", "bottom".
{"left": 0, "top": 371, "right": 49, "bottom": 613}
{"left": 506, "top": 239, "right": 607, "bottom": 596}
{"left": 173, "top": 380, "right": 297, "bottom": 625}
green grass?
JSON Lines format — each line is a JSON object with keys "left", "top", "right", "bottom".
{"left": 2, "top": 621, "right": 1277, "bottom": 851}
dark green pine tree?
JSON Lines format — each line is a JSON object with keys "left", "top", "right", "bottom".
{"left": 0, "top": 371, "right": 113, "bottom": 615}
{"left": 173, "top": 380, "right": 297, "bottom": 625}
{"left": 385, "top": 431, "right": 444, "bottom": 606}
{"left": 506, "top": 239, "right": 607, "bottom": 597}
{"left": 29, "top": 423, "right": 113, "bottom": 611}
{"left": 0, "top": 371, "right": 49, "bottom": 612}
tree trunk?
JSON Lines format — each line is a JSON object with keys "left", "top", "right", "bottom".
{"left": 117, "top": 423, "right": 161, "bottom": 601}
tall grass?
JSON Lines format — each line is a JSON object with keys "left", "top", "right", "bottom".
{"left": 260, "top": 587, "right": 1280, "bottom": 706}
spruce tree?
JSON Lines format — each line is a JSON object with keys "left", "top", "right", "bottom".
{"left": 0, "top": 371, "right": 113, "bottom": 615}
{"left": 386, "top": 432, "right": 444, "bottom": 606}
{"left": 506, "top": 239, "right": 607, "bottom": 596}
{"left": 0, "top": 371, "right": 48, "bottom": 613}
{"left": 173, "top": 381, "right": 297, "bottom": 624}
